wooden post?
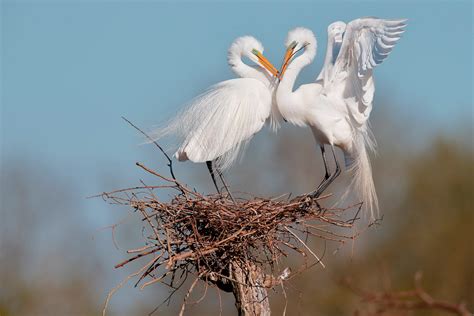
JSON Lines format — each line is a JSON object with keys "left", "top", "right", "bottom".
{"left": 230, "top": 261, "right": 271, "bottom": 316}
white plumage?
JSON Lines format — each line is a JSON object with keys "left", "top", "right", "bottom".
{"left": 330, "top": 18, "right": 407, "bottom": 127}
{"left": 276, "top": 18, "right": 406, "bottom": 219}
{"left": 152, "top": 36, "right": 280, "bottom": 171}
{"left": 173, "top": 79, "right": 272, "bottom": 169}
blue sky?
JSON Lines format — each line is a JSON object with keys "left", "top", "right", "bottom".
{"left": 1, "top": 1, "right": 472, "bottom": 186}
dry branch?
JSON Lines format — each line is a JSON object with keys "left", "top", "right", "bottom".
{"left": 345, "top": 271, "right": 472, "bottom": 316}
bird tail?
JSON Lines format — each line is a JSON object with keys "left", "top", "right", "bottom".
{"left": 342, "top": 128, "right": 378, "bottom": 221}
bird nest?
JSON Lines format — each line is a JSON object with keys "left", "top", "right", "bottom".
{"left": 98, "top": 119, "right": 366, "bottom": 315}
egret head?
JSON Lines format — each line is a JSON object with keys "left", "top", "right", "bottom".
{"left": 228, "top": 36, "right": 279, "bottom": 77}
{"left": 327, "top": 21, "right": 346, "bottom": 44}
{"left": 280, "top": 27, "right": 317, "bottom": 78}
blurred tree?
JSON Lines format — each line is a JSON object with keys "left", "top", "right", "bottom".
{"left": 269, "top": 138, "right": 473, "bottom": 315}
{"left": 0, "top": 161, "right": 100, "bottom": 315}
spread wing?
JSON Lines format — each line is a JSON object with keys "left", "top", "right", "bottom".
{"left": 153, "top": 78, "right": 272, "bottom": 169}
{"left": 331, "top": 18, "right": 407, "bottom": 126}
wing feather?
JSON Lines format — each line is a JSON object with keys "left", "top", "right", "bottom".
{"left": 331, "top": 18, "right": 406, "bottom": 126}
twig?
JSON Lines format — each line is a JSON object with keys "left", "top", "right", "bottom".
{"left": 285, "top": 226, "right": 325, "bottom": 268}
{"left": 103, "top": 255, "right": 158, "bottom": 316}
{"left": 178, "top": 273, "right": 205, "bottom": 316}
{"left": 121, "top": 116, "right": 186, "bottom": 194}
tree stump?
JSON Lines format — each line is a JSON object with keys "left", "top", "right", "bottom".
{"left": 230, "top": 261, "right": 271, "bottom": 316}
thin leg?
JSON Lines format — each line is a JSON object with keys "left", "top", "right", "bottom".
{"left": 310, "top": 145, "right": 331, "bottom": 196}
{"left": 216, "top": 168, "right": 236, "bottom": 204}
{"left": 319, "top": 145, "right": 331, "bottom": 182}
{"left": 318, "top": 145, "right": 341, "bottom": 194}
{"left": 206, "top": 161, "right": 220, "bottom": 194}
{"left": 312, "top": 145, "right": 341, "bottom": 198}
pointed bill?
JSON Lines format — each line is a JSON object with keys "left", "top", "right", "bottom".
{"left": 252, "top": 49, "right": 279, "bottom": 77}
{"left": 279, "top": 41, "right": 297, "bottom": 79}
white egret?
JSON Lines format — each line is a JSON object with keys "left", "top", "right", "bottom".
{"left": 276, "top": 18, "right": 407, "bottom": 219}
{"left": 152, "top": 36, "right": 280, "bottom": 196}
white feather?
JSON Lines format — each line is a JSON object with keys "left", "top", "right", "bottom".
{"left": 169, "top": 78, "right": 272, "bottom": 169}
{"left": 150, "top": 35, "right": 279, "bottom": 170}
{"left": 276, "top": 20, "right": 406, "bottom": 220}
{"left": 332, "top": 17, "right": 407, "bottom": 127}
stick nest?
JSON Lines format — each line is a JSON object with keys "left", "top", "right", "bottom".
{"left": 99, "top": 119, "right": 364, "bottom": 314}
{"left": 100, "top": 161, "right": 361, "bottom": 301}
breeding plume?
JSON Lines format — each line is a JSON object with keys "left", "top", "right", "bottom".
{"left": 151, "top": 36, "right": 279, "bottom": 195}
{"left": 277, "top": 18, "right": 407, "bottom": 219}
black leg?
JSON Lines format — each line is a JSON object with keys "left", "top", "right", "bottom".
{"left": 332, "top": 146, "right": 341, "bottom": 178}
{"left": 320, "top": 145, "right": 331, "bottom": 181}
{"left": 206, "top": 161, "right": 220, "bottom": 194}
{"left": 319, "top": 145, "right": 341, "bottom": 193}
{"left": 216, "top": 167, "right": 236, "bottom": 204}
{"left": 310, "top": 145, "right": 331, "bottom": 197}
{"left": 311, "top": 145, "right": 341, "bottom": 198}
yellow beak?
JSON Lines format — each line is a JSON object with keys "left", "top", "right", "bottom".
{"left": 279, "top": 41, "right": 297, "bottom": 79}
{"left": 252, "top": 49, "right": 279, "bottom": 78}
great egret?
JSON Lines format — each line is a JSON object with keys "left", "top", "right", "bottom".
{"left": 276, "top": 18, "right": 406, "bottom": 219}
{"left": 152, "top": 36, "right": 280, "bottom": 197}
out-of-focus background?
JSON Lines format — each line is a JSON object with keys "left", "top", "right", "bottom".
{"left": 1, "top": 1, "right": 472, "bottom": 315}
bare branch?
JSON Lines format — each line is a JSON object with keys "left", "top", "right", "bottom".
{"left": 121, "top": 116, "right": 186, "bottom": 194}
{"left": 344, "top": 272, "right": 472, "bottom": 316}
